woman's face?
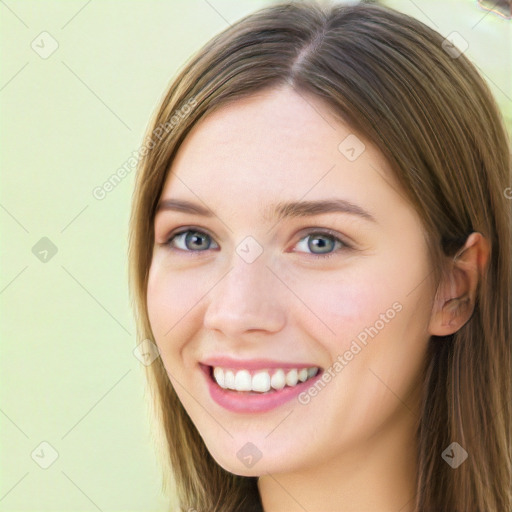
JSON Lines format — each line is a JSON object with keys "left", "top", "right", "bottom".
{"left": 147, "top": 86, "right": 435, "bottom": 477}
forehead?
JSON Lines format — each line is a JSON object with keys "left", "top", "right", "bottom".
{"left": 160, "top": 87, "right": 403, "bottom": 222}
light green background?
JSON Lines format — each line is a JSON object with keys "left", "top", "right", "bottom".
{"left": 1, "top": 1, "right": 510, "bottom": 511}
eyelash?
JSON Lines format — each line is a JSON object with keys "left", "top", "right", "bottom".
{"left": 162, "top": 227, "right": 353, "bottom": 260}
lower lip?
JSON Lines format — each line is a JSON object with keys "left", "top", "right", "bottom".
{"left": 200, "top": 364, "right": 323, "bottom": 413}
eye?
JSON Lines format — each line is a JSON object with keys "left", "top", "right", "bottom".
{"left": 164, "top": 229, "right": 219, "bottom": 253}
{"left": 293, "top": 230, "right": 352, "bottom": 259}
{"left": 162, "top": 227, "right": 352, "bottom": 259}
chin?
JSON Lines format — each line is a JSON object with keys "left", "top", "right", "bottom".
{"left": 206, "top": 438, "right": 299, "bottom": 477}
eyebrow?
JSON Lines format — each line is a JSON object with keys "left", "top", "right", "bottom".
{"left": 155, "top": 198, "right": 377, "bottom": 224}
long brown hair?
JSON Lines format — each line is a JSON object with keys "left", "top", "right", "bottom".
{"left": 128, "top": 2, "right": 511, "bottom": 510}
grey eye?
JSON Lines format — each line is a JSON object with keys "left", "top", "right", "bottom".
{"left": 167, "top": 230, "right": 218, "bottom": 251}
{"left": 296, "top": 233, "right": 341, "bottom": 255}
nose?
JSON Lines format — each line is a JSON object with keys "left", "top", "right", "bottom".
{"left": 203, "top": 255, "right": 287, "bottom": 339}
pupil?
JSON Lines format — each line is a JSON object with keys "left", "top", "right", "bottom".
{"left": 310, "top": 235, "right": 333, "bottom": 253}
{"left": 187, "top": 231, "right": 208, "bottom": 250}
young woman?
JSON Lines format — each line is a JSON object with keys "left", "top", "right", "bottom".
{"left": 128, "top": 2, "right": 511, "bottom": 511}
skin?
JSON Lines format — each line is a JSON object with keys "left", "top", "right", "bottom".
{"left": 147, "top": 85, "right": 489, "bottom": 512}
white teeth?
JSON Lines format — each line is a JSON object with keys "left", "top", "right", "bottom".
{"left": 211, "top": 366, "right": 320, "bottom": 393}
{"left": 252, "top": 371, "right": 271, "bottom": 392}
{"left": 285, "top": 369, "right": 298, "bottom": 387}
{"left": 298, "top": 368, "right": 308, "bottom": 382}
{"left": 225, "top": 370, "right": 235, "bottom": 390}
{"left": 271, "top": 369, "right": 286, "bottom": 390}
{"left": 234, "top": 370, "right": 252, "bottom": 391}
{"left": 213, "top": 367, "right": 226, "bottom": 388}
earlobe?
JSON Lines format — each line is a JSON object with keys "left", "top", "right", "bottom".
{"left": 428, "top": 232, "right": 490, "bottom": 337}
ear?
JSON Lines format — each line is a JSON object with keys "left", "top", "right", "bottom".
{"left": 428, "top": 232, "right": 490, "bottom": 336}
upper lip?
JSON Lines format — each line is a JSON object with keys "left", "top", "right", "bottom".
{"left": 200, "top": 356, "right": 321, "bottom": 370}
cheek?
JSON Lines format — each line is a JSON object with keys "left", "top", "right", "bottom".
{"left": 146, "top": 261, "right": 205, "bottom": 350}
{"left": 287, "top": 264, "right": 396, "bottom": 348}
{"left": 287, "top": 250, "right": 430, "bottom": 361}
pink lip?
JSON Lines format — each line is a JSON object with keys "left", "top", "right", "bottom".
{"left": 199, "top": 363, "right": 323, "bottom": 414}
{"left": 200, "top": 356, "right": 317, "bottom": 371}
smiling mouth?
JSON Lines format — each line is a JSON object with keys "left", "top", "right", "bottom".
{"left": 206, "top": 365, "right": 321, "bottom": 394}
